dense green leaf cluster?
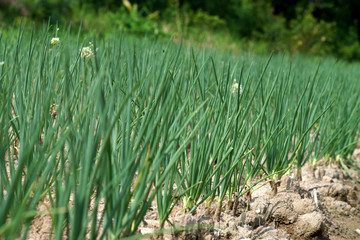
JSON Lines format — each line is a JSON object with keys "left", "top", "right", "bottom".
{"left": 0, "top": 26, "right": 359, "bottom": 239}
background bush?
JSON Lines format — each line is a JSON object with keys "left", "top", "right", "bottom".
{"left": 1, "top": 0, "right": 360, "bottom": 60}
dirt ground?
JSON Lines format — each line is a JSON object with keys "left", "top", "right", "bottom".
{"left": 27, "top": 155, "right": 360, "bottom": 240}
{"left": 137, "top": 158, "right": 360, "bottom": 240}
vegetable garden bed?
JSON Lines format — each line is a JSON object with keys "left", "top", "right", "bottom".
{"left": 0, "top": 25, "right": 359, "bottom": 239}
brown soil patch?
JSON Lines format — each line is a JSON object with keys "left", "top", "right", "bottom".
{"left": 135, "top": 160, "right": 360, "bottom": 240}
{"left": 25, "top": 158, "right": 360, "bottom": 240}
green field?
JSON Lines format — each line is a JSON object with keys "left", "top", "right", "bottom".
{"left": 0, "top": 26, "right": 359, "bottom": 239}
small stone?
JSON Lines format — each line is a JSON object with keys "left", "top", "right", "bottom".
{"left": 269, "top": 201, "right": 298, "bottom": 224}
{"left": 295, "top": 211, "right": 326, "bottom": 238}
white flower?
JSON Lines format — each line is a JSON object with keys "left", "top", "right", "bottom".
{"left": 51, "top": 37, "right": 60, "bottom": 46}
{"left": 80, "top": 46, "right": 94, "bottom": 58}
{"left": 231, "top": 82, "right": 243, "bottom": 94}
{"left": 0, "top": 61, "right": 4, "bottom": 66}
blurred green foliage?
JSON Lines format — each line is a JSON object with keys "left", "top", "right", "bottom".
{"left": 1, "top": 0, "right": 360, "bottom": 61}
{"left": 72, "top": 4, "right": 162, "bottom": 36}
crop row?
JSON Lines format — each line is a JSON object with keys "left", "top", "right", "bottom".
{"left": 0, "top": 26, "right": 359, "bottom": 239}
